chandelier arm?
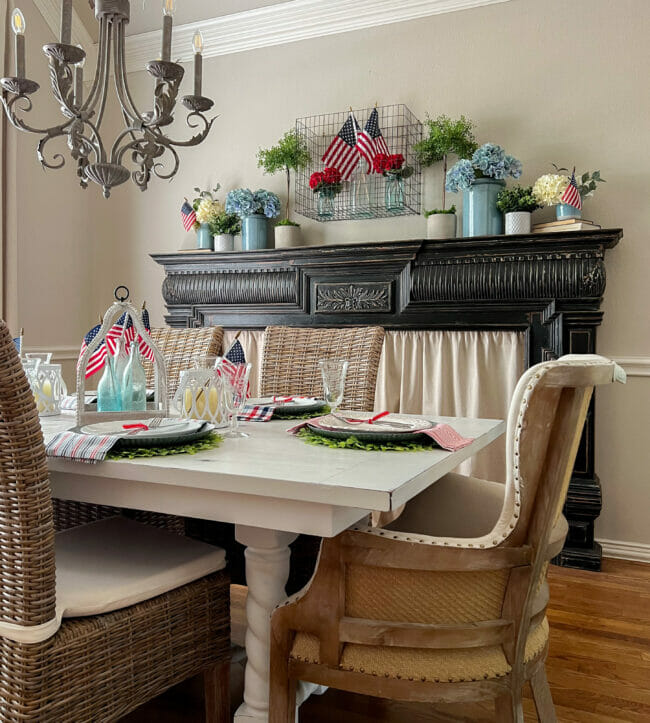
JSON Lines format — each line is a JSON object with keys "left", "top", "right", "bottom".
{"left": 1, "top": 92, "right": 72, "bottom": 137}
{"left": 82, "top": 16, "right": 109, "bottom": 116}
{"left": 114, "top": 22, "right": 144, "bottom": 124}
{"left": 47, "top": 56, "right": 77, "bottom": 121}
{"left": 145, "top": 111, "right": 216, "bottom": 148}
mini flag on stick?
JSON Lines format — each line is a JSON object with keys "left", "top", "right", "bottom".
{"left": 78, "top": 323, "right": 107, "bottom": 378}
{"left": 356, "top": 108, "right": 389, "bottom": 174}
{"left": 321, "top": 114, "right": 361, "bottom": 181}
{"left": 560, "top": 169, "right": 582, "bottom": 210}
{"left": 181, "top": 200, "right": 197, "bottom": 232}
{"left": 138, "top": 303, "right": 155, "bottom": 363}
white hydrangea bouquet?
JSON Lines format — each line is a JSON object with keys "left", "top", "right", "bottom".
{"left": 192, "top": 185, "right": 225, "bottom": 228}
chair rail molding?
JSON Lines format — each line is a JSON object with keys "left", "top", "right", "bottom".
{"left": 611, "top": 357, "right": 650, "bottom": 377}
{"left": 123, "top": 0, "right": 513, "bottom": 67}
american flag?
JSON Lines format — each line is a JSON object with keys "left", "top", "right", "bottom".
{"left": 78, "top": 323, "right": 108, "bottom": 378}
{"left": 219, "top": 339, "right": 249, "bottom": 398}
{"left": 181, "top": 200, "right": 197, "bottom": 232}
{"left": 356, "top": 108, "right": 389, "bottom": 173}
{"left": 106, "top": 313, "right": 136, "bottom": 355}
{"left": 13, "top": 336, "right": 22, "bottom": 356}
{"left": 137, "top": 306, "right": 155, "bottom": 363}
{"left": 560, "top": 169, "right": 582, "bottom": 210}
{"left": 321, "top": 114, "right": 361, "bottom": 181}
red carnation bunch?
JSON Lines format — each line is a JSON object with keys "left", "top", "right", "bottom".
{"left": 310, "top": 167, "right": 342, "bottom": 193}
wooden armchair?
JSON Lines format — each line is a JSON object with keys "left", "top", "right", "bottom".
{"left": 0, "top": 320, "right": 230, "bottom": 721}
{"left": 269, "top": 355, "right": 625, "bottom": 722}
{"left": 53, "top": 325, "right": 224, "bottom": 535}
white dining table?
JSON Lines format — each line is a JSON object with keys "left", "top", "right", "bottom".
{"left": 42, "top": 413, "right": 504, "bottom": 722}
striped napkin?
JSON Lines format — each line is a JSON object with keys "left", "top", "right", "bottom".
{"left": 287, "top": 417, "right": 474, "bottom": 452}
{"left": 237, "top": 404, "right": 275, "bottom": 422}
{"left": 45, "top": 430, "right": 120, "bottom": 463}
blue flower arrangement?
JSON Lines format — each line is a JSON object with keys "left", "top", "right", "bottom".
{"left": 225, "top": 188, "right": 281, "bottom": 219}
{"left": 445, "top": 143, "right": 522, "bottom": 193}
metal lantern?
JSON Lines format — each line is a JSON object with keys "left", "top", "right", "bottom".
{"left": 76, "top": 286, "right": 168, "bottom": 425}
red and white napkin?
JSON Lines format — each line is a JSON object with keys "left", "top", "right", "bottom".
{"left": 237, "top": 404, "right": 275, "bottom": 422}
{"left": 45, "top": 430, "right": 120, "bottom": 463}
{"left": 287, "top": 415, "right": 474, "bottom": 452}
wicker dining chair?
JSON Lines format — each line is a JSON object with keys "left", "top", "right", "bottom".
{"left": 0, "top": 319, "right": 230, "bottom": 722}
{"left": 53, "top": 325, "right": 224, "bottom": 535}
{"left": 269, "top": 355, "right": 625, "bottom": 722}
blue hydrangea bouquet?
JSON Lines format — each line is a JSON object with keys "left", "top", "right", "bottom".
{"left": 446, "top": 143, "right": 522, "bottom": 192}
{"left": 225, "top": 188, "right": 281, "bottom": 219}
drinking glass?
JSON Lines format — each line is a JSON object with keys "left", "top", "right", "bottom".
{"left": 318, "top": 359, "right": 348, "bottom": 414}
{"left": 221, "top": 362, "right": 252, "bottom": 438}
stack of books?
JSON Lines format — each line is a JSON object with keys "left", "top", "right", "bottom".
{"left": 532, "top": 218, "right": 601, "bottom": 233}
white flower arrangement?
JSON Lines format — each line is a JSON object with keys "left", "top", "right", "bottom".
{"left": 532, "top": 174, "right": 568, "bottom": 207}
{"left": 195, "top": 198, "right": 224, "bottom": 225}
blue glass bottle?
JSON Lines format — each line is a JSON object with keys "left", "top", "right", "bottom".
{"left": 97, "top": 354, "right": 121, "bottom": 412}
{"left": 121, "top": 342, "right": 147, "bottom": 412}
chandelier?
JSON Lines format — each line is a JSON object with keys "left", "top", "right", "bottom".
{"left": 0, "top": 0, "right": 215, "bottom": 198}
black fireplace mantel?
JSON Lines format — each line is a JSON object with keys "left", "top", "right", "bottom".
{"left": 152, "top": 229, "right": 623, "bottom": 570}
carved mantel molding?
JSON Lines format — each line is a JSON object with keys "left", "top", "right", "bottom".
{"left": 152, "top": 228, "right": 623, "bottom": 571}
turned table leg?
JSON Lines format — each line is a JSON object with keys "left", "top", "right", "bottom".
{"left": 234, "top": 525, "right": 298, "bottom": 722}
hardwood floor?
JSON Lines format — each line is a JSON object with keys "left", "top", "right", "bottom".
{"left": 124, "top": 559, "right": 650, "bottom": 722}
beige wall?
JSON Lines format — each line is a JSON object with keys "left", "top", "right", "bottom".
{"left": 9, "top": 0, "right": 650, "bottom": 548}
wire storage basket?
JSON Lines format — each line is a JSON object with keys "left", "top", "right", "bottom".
{"left": 295, "top": 104, "right": 422, "bottom": 222}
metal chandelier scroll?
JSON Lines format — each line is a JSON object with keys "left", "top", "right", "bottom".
{"left": 0, "top": 0, "right": 215, "bottom": 198}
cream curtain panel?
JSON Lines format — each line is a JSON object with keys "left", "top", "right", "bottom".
{"left": 230, "top": 329, "right": 524, "bottom": 484}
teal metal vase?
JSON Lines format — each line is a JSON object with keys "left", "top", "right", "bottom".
{"left": 196, "top": 223, "right": 214, "bottom": 250}
{"left": 556, "top": 203, "right": 582, "bottom": 220}
{"left": 462, "top": 178, "right": 506, "bottom": 237}
{"left": 241, "top": 214, "right": 269, "bottom": 250}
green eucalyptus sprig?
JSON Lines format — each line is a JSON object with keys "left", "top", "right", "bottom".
{"left": 552, "top": 165, "right": 606, "bottom": 198}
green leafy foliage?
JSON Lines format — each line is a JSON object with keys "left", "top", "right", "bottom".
{"left": 296, "top": 427, "right": 435, "bottom": 452}
{"left": 496, "top": 185, "right": 541, "bottom": 214}
{"left": 209, "top": 212, "right": 241, "bottom": 236}
{"left": 257, "top": 130, "right": 311, "bottom": 222}
{"left": 276, "top": 218, "right": 300, "bottom": 227}
{"left": 552, "top": 165, "right": 606, "bottom": 198}
{"left": 107, "top": 433, "right": 223, "bottom": 460}
{"left": 413, "top": 115, "right": 477, "bottom": 167}
{"left": 424, "top": 205, "right": 456, "bottom": 217}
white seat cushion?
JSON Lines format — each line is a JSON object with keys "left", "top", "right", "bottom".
{"left": 387, "top": 472, "right": 505, "bottom": 539}
{"left": 55, "top": 517, "right": 226, "bottom": 618}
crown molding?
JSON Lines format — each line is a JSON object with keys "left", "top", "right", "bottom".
{"left": 123, "top": 0, "right": 513, "bottom": 69}
{"left": 32, "top": 0, "right": 97, "bottom": 69}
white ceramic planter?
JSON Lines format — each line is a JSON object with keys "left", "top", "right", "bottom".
{"left": 426, "top": 213, "right": 456, "bottom": 239}
{"left": 274, "top": 225, "right": 303, "bottom": 249}
{"left": 504, "top": 211, "right": 531, "bottom": 235}
{"left": 214, "top": 233, "right": 234, "bottom": 251}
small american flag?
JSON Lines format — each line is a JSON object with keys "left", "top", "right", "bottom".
{"left": 13, "top": 335, "right": 22, "bottom": 356}
{"left": 106, "top": 313, "right": 136, "bottom": 355}
{"left": 322, "top": 114, "right": 361, "bottom": 181}
{"left": 560, "top": 169, "right": 582, "bottom": 210}
{"left": 356, "top": 108, "right": 389, "bottom": 173}
{"left": 78, "top": 323, "right": 108, "bottom": 378}
{"left": 219, "top": 339, "right": 249, "bottom": 398}
{"left": 181, "top": 200, "right": 197, "bottom": 232}
{"left": 137, "top": 306, "right": 155, "bottom": 363}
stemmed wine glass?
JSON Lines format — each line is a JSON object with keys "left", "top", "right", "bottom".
{"left": 221, "top": 361, "right": 252, "bottom": 438}
{"left": 318, "top": 359, "right": 348, "bottom": 415}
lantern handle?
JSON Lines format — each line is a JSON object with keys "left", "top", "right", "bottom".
{"left": 114, "top": 285, "right": 130, "bottom": 302}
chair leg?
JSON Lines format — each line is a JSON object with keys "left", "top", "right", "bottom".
{"left": 495, "top": 688, "right": 524, "bottom": 723}
{"left": 530, "top": 667, "right": 557, "bottom": 722}
{"left": 204, "top": 660, "right": 230, "bottom": 723}
{"left": 269, "top": 624, "right": 297, "bottom": 723}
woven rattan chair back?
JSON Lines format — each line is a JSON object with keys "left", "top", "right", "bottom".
{"left": 144, "top": 326, "right": 224, "bottom": 395}
{"left": 259, "top": 326, "right": 385, "bottom": 412}
{"left": 0, "top": 320, "right": 56, "bottom": 627}
{"left": 269, "top": 356, "right": 624, "bottom": 723}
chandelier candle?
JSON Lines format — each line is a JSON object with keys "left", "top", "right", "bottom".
{"left": 11, "top": 10, "right": 25, "bottom": 78}
{"left": 60, "top": 0, "right": 72, "bottom": 45}
{"left": 192, "top": 31, "right": 203, "bottom": 97}
{"left": 74, "top": 51, "right": 84, "bottom": 106}
{"left": 161, "top": 0, "right": 175, "bottom": 62}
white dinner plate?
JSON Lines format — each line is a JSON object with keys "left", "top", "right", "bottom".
{"left": 80, "top": 418, "right": 204, "bottom": 438}
{"left": 249, "top": 396, "right": 327, "bottom": 415}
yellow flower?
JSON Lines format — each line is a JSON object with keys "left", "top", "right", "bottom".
{"left": 532, "top": 174, "right": 568, "bottom": 206}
